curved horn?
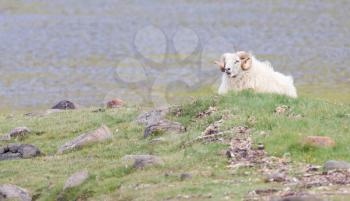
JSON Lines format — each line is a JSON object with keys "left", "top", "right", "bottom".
{"left": 237, "top": 51, "right": 252, "bottom": 70}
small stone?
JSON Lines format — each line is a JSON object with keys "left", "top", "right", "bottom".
{"left": 254, "top": 188, "right": 278, "bottom": 195}
{"left": 63, "top": 170, "right": 89, "bottom": 190}
{"left": 180, "top": 173, "right": 192, "bottom": 180}
{"left": 305, "top": 165, "right": 322, "bottom": 172}
{"left": 0, "top": 184, "right": 31, "bottom": 201}
{"left": 274, "top": 195, "right": 322, "bottom": 201}
{"left": 144, "top": 120, "right": 185, "bottom": 138}
{"left": 51, "top": 100, "right": 77, "bottom": 110}
{"left": 0, "top": 127, "right": 31, "bottom": 141}
{"left": 226, "top": 150, "right": 234, "bottom": 158}
{"left": 9, "top": 127, "right": 31, "bottom": 138}
{"left": 303, "top": 136, "right": 336, "bottom": 148}
{"left": 122, "top": 155, "right": 164, "bottom": 169}
{"left": 92, "top": 108, "right": 106, "bottom": 113}
{"left": 136, "top": 107, "right": 170, "bottom": 126}
{"left": 106, "top": 98, "right": 124, "bottom": 108}
{"left": 324, "top": 160, "right": 350, "bottom": 171}
{"left": 264, "top": 172, "right": 286, "bottom": 182}
{"left": 257, "top": 143, "right": 265, "bottom": 150}
{"left": 58, "top": 125, "right": 112, "bottom": 154}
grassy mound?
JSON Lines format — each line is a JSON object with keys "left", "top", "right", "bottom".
{"left": 0, "top": 91, "right": 349, "bottom": 200}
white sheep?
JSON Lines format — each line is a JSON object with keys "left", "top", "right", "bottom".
{"left": 215, "top": 51, "right": 297, "bottom": 98}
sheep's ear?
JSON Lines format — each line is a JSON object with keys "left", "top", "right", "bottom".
{"left": 214, "top": 60, "right": 225, "bottom": 72}
{"left": 215, "top": 54, "right": 226, "bottom": 72}
{"left": 238, "top": 51, "right": 252, "bottom": 70}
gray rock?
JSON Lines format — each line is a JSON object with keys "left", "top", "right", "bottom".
{"left": 0, "top": 184, "right": 32, "bottom": 201}
{"left": 0, "top": 144, "right": 41, "bottom": 161}
{"left": 0, "top": 127, "right": 31, "bottom": 141}
{"left": 264, "top": 172, "right": 286, "bottom": 182}
{"left": 63, "top": 170, "right": 89, "bottom": 190}
{"left": 8, "top": 144, "right": 20, "bottom": 153}
{"left": 180, "top": 173, "right": 192, "bottom": 180}
{"left": 122, "top": 155, "right": 164, "bottom": 169}
{"left": 0, "top": 152, "right": 21, "bottom": 160}
{"left": 136, "top": 107, "right": 170, "bottom": 126}
{"left": 0, "top": 147, "right": 4, "bottom": 154}
{"left": 273, "top": 195, "right": 322, "bottom": 201}
{"left": 324, "top": 160, "right": 350, "bottom": 171}
{"left": 52, "top": 100, "right": 77, "bottom": 110}
{"left": 144, "top": 120, "right": 185, "bottom": 138}
{"left": 57, "top": 125, "right": 112, "bottom": 154}
{"left": 17, "top": 144, "right": 41, "bottom": 158}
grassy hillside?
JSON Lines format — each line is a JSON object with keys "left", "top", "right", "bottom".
{"left": 0, "top": 91, "right": 350, "bottom": 200}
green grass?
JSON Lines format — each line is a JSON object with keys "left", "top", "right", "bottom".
{"left": 0, "top": 91, "right": 350, "bottom": 200}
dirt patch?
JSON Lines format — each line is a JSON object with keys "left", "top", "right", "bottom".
{"left": 300, "top": 170, "right": 350, "bottom": 187}
{"left": 224, "top": 121, "right": 350, "bottom": 200}
{"left": 196, "top": 106, "right": 217, "bottom": 118}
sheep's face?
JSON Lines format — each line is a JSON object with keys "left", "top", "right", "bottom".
{"left": 222, "top": 53, "right": 241, "bottom": 78}
{"left": 215, "top": 51, "right": 252, "bottom": 78}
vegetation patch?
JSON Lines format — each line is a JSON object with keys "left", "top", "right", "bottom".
{"left": 1, "top": 91, "right": 350, "bottom": 200}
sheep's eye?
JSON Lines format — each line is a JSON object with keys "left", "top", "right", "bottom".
{"left": 234, "top": 60, "right": 239, "bottom": 64}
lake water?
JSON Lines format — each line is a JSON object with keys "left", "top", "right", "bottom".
{"left": 1, "top": 0, "right": 350, "bottom": 111}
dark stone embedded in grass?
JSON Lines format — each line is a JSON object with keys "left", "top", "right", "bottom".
{"left": 253, "top": 188, "right": 278, "bottom": 195}
{"left": 136, "top": 107, "right": 170, "bottom": 126}
{"left": 264, "top": 172, "right": 286, "bottom": 182}
{"left": 273, "top": 195, "right": 323, "bottom": 201}
{"left": 144, "top": 120, "right": 185, "bottom": 138}
{"left": 92, "top": 108, "right": 106, "bottom": 113}
{"left": 324, "top": 160, "right": 350, "bottom": 171}
{"left": 122, "top": 155, "right": 164, "bottom": 169}
{"left": 0, "top": 184, "right": 32, "bottom": 201}
{"left": 0, "top": 127, "right": 31, "bottom": 141}
{"left": 180, "top": 173, "right": 192, "bottom": 180}
{"left": 257, "top": 143, "right": 265, "bottom": 150}
{"left": 0, "top": 144, "right": 41, "bottom": 160}
{"left": 57, "top": 125, "right": 112, "bottom": 154}
{"left": 51, "top": 100, "right": 77, "bottom": 110}
{"left": 63, "top": 170, "right": 89, "bottom": 190}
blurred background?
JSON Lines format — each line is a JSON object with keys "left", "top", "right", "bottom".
{"left": 1, "top": 0, "right": 349, "bottom": 111}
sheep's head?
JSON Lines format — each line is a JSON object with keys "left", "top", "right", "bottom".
{"left": 215, "top": 51, "right": 252, "bottom": 78}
